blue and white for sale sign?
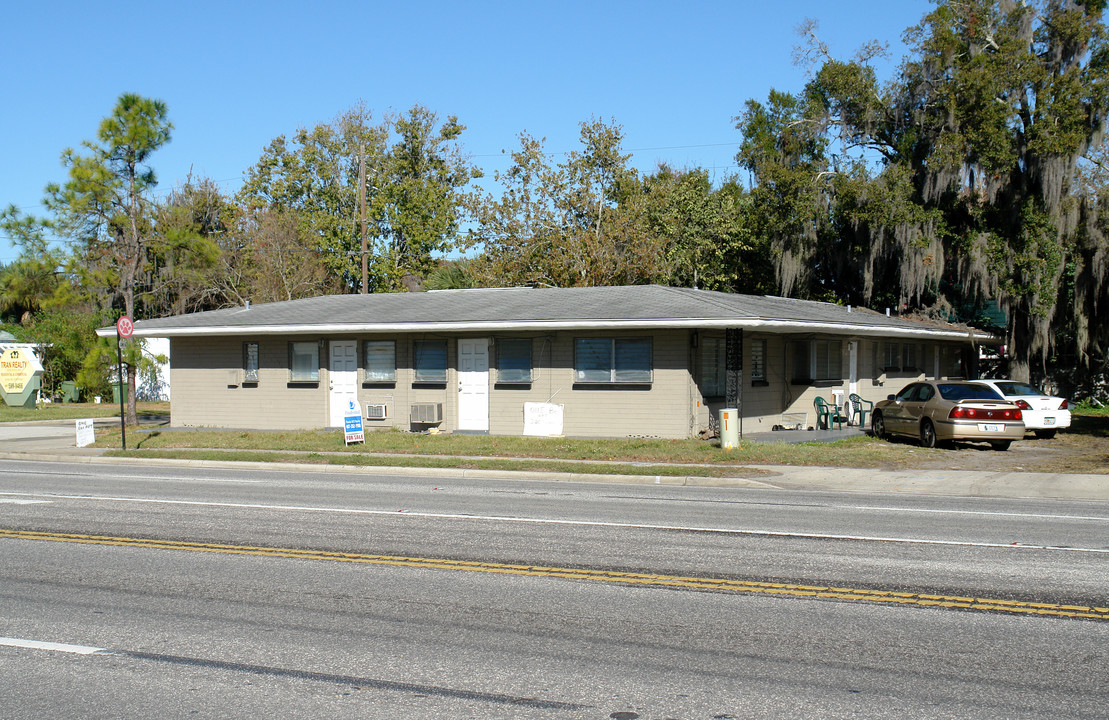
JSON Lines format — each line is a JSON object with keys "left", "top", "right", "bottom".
{"left": 344, "top": 413, "right": 365, "bottom": 445}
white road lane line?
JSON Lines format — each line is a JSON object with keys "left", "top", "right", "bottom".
{"left": 836, "top": 504, "right": 1109, "bottom": 521}
{"left": 1, "top": 491, "right": 1107, "bottom": 554}
{"left": 0, "top": 637, "right": 108, "bottom": 655}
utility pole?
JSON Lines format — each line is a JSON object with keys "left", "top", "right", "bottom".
{"left": 360, "top": 143, "right": 368, "bottom": 294}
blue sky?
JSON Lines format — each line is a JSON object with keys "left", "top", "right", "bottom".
{"left": 1, "top": 0, "right": 934, "bottom": 265}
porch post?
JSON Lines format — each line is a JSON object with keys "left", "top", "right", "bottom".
{"left": 725, "top": 328, "right": 743, "bottom": 438}
{"left": 849, "top": 340, "right": 858, "bottom": 396}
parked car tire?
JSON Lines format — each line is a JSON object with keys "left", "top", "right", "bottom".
{"left": 1034, "top": 429, "right": 1057, "bottom": 439}
{"left": 920, "top": 419, "right": 938, "bottom": 449}
{"left": 991, "top": 440, "right": 1012, "bottom": 451}
{"left": 872, "top": 412, "right": 886, "bottom": 439}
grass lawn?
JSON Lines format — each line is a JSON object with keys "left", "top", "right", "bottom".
{"left": 88, "top": 424, "right": 974, "bottom": 476}
{"left": 9, "top": 400, "right": 1103, "bottom": 477}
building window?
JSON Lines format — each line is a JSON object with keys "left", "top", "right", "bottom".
{"left": 902, "top": 343, "right": 918, "bottom": 372}
{"left": 750, "top": 339, "right": 767, "bottom": 383}
{"left": 882, "top": 342, "right": 900, "bottom": 371}
{"left": 496, "top": 338, "right": 533, "bottom": 384}
{"left": 364, "top": 340, "right": 396, "bottom": 382}
{"left": 814, "top": 340, "right": 842, "bottom": 380}
{"left": 701, "top": 337, "right": 725, "bottom": 397}
{"left": 413, "top": 340, "right": 448, "bottom": 383}
{"left": 791, "top": 339, "right": 841, "bottom": 382}
{"left": 790, "top": 341, "right": 810, "bottom": 382}
{"left": 289, "top": 341, "right": 319, "bottom": 382}
{"left": 945, "top": 347, "right": 964, "bottom": 378}
{"left": 575, "top": 338, "right": 652, "bottom": 384}
{"left": 243, "top": 342, "right": 259, "bottom": 383}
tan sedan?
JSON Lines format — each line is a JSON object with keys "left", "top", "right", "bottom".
{"left": 871, "top": 381, "right": 1025, "bottom": 451}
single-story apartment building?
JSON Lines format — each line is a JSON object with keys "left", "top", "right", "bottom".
{"left": 97, "top": 285, "right": 993, "bottom": 438}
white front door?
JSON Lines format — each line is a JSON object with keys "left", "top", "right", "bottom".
{"left": 457, "top": 338, "right": 489, "bottom": 432}
{"left": 329, "top": 340, "right": 359, "bottom": 427}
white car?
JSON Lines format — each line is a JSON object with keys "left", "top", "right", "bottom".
{"left": 977, "top": 380, "right": 1071, "bottom": 439}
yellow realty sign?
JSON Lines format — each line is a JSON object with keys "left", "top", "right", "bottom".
{"left": 0, "top": 347, "right": 41, "bottom": 394}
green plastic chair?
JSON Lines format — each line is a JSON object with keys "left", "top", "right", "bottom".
{"left": 814, "top": 396, "right": 845, "bottom": 430}
{"left": 848, "top": 393, "right": 873, "bottom": 428}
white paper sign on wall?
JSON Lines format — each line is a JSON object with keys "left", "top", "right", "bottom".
{"left": 523, "top": 402, "right": 564, "bottom": 437}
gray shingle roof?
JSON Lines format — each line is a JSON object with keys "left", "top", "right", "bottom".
{"left": 97, "top": 285, "right": 989, "bottom": 340}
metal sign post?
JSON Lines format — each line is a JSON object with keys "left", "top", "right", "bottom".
{"left": 116, "top": 316, "right": 133, "bottom": 450}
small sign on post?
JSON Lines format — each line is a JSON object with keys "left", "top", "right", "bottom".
{"left": 343, "top": 397, "right": 364, "bottom": 445}
{"left": 116, "top": 316, "right": 134, "bottom": 339}
{"left": 115, "top": 316, "right": 132, "bottom": 451}
{"left": 75, "top": 418, "right": 95, "bottom": 448}
{"left": 344, "top": 414, "right": 365, "bottom": 445}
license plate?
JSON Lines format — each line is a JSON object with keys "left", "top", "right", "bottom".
{"left": 979, "top": 424, "right": 1003, "bottom": 432}
{"left": 1044, "top": 417, "right": 1055, "bottom": 425}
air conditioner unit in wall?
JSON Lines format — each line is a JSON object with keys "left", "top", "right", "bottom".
{"left": 410, "top": 402, "right": 443, "bottom": 423}
{"left": 365, "top": 403, "right": 388, "bottom": 421}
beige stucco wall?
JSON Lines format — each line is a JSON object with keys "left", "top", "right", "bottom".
{"left": 170, "top": 331, "right": 699, "bottom": 437}
{"left": 171, "top": 337, "right": 328, "bottom": 429}
{"left": 170, "top": 332, "right": 976, "bottom": 438}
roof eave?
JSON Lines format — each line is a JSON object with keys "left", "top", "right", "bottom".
{"left": 97, "top": 318, "right": 996, "bottom": 342}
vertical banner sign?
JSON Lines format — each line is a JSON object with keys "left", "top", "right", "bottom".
{"left": 116, "top": 316, "right": 133, "bottom": 451}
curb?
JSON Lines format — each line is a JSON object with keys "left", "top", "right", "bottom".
{"left": 0, "top": 451, "right": 783, "bottom": 489}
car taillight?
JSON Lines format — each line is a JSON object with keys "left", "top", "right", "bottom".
{"left": 1015, "top": 400, "right": 1032, "bottom": 410}
{"left": 1059, "top": 399, "right": 1069, "bottom": 409}
{"left": 949, "top": 406, "right": 1021, "bottom": 420}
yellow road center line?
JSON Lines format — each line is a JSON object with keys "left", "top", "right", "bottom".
{"left": 3, "top": 529, "right": 1105, "bottom": 621}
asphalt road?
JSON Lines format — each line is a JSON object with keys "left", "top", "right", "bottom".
{"left": 1, "top": 459, "right": 1107, "bottom": 718}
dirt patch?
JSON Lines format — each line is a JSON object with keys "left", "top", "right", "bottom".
{"left": 906, "top": 414, "right": 1109, "bottom": 474}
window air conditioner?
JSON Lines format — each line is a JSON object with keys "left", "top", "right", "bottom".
{"left": 365, "top": 403, "right": 388, "bottom": 421}
{"left": 410, "top": 402, "right": 443, "bottom": 423}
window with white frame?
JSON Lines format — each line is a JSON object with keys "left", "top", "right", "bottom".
{"left": 413, "top": 340, "right": 448, "bottom": 383}
{"left": 575, "top": 338, "right": 652, "bottom": 384}
{"left": 289, "top": 341, "right": 319, "bottom": 382}
{"left": 364, "top": 340, "right": 396, "bottom": 383}
{"left": 496, "top": 338, "right": 533, "bottom": 384}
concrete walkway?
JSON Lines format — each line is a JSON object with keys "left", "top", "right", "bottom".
{"left": 1, "top": 418, "right": 1106, "bottom": 501}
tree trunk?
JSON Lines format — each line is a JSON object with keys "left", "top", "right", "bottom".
{"left": 1007, "top": 314, "right": 1032, "bottom": 383}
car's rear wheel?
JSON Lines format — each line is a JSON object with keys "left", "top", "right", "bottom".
{"left": 991, "top": 440, "right": 1012, "bottom": 451}
{"left": 919, "top": 419, "right": 937, "bottom": 449}
{"left": 872, "top": 412, "right": 886, "bottom": 439}
{"left": 1034, "top": 429, "right": 1057, "bottom": 439}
